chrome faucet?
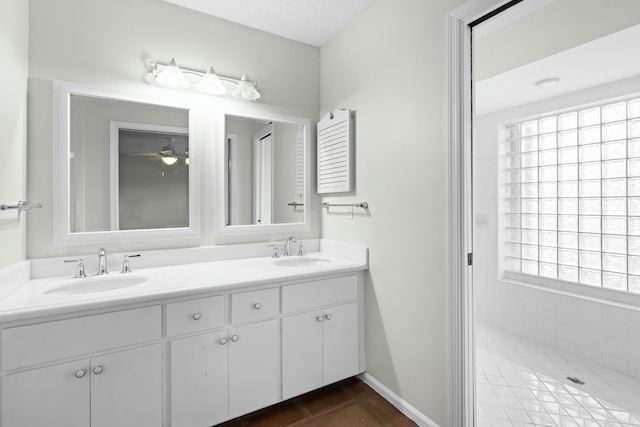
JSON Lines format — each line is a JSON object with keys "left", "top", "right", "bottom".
{"left": 284, "top": 236, "right": 297, "bottom": 257}
{"left": 64, "top": 258, "right": 87, "bottom": 278}
{"left": 121, "top": 254, "right": 141, "bottom": 273}
{"left": 97, "top": 248, "right": 108, "bottom": 275}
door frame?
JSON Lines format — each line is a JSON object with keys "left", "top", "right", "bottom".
{"left": 446, "top": 1, "right": 519, "bottom": 425}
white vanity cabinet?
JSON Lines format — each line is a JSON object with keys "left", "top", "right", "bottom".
{"left": 0, "top": 269, "right": 364, "bottom": 427}
{"left": 169, "top": 289, "right": 279, "bottom": 427}
{"left": 281, "top": 276, "right": 360, "bottom": 399}
{"left": 1, "top": 307, "right": 162, "bottom": 427}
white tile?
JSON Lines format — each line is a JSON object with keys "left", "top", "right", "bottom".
{"left": 498, "top": 395, "right": 522, "bottom": 409}
{"left": 537, "top": 292, "right": 556, "bottom": 319}
{"left": 603, "top": 306, "right": 630, "bottom": 339}
{"left": 503, "top": 289, "right": 519, "bottom": 309}
{"left": 603, "top": 335, "right": 629, "bottom": 362}
{"left": 476, "top": 322, "right": 640, "bottom": 427}
{"left": 557, "top": 322, "right": 579, "bottom": 345}
{"left": 485, "top": 418, "right": 513, "bottom": 427}
{"left": 504, "top": 407, "right": 531, "bottom": 423}
{"left": 630, "top": 311, "right": 640, "bottom": 343}
{"left": 487, "top": 375, "right": 508, "bottom": 387}
{"left": 537, "top": 316, "right": 556, "bottom": 337}
{"left": 483, "top": 404, "right": 509, "bottom": 419}
{"left": 526, "top": 411, "right": 555, "bottom": 426}
{"left": 493, "top": 385, "right": 515, "bottom": 397}
{"left": 578, "top": 321, "right": 604, "bottom": 353}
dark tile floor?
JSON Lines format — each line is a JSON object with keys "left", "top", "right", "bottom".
{"left": 217, "top": 377, "right": 418, "bottom": 427}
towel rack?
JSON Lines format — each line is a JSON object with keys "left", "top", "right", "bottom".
{"left": 321, "top": 201, "right": 369, "bottom": 209}
{"left": 0, "top": 201, "right": 43, "bottom": 212}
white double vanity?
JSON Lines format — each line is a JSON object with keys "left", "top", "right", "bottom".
{"left": 0, "top": 75, "right": 369, "bottom": 426}
{"left": 0, "top": 241, "right": 367, "bottom": 427}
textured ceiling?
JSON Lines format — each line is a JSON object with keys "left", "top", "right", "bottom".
{"left": 161, "top": 0, "right": 376, "bottom": 47}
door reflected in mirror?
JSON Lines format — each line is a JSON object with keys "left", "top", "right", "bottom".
{"left": 225, "top": 115, "right": 305, "bottom": 226}
{"left": 69, "top": 95, "right": 190, "bottom": 233}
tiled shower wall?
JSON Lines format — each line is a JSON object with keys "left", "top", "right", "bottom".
{"left": 476, "top": 276, "right": 640, "bottom": 380}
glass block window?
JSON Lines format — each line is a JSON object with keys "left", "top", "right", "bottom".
{"left": 504, "top": 96, "right": 640, "bottom": 294}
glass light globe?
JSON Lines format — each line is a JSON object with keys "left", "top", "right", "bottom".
{"left": 195, "top": 67, "right": 226, "bottom": 95}
{"left": 162, "top": 156, "right": 178, "bottom": 166}
{"left": 156, "top": 58, "right": 189, "bottom": 89}
{"left": 232, "top": 74, "right": 260, "bottom": 101}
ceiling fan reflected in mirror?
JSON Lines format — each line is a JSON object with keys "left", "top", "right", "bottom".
{"left": 127, "top": 136, "right": 190, "bottom": 166}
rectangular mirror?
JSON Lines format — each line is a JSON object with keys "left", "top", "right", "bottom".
{"left": 214, "top": 112, "right": 311, "bottom": 235}
{"left": 55, "top": 81, "right": 201, "bottom": 244}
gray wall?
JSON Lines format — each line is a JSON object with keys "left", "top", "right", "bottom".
{"left": 319, "top": 0, "right": 465, "bottom": 424}
{"left": 0, "top": 0, "right": 28, "bottom": 270}
{"left": 27, "top": 0, "right": 320, "bottom": 258}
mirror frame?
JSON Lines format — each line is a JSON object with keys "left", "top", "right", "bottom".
{"left": 214, "top": 110, "right": 311, "bottom": 236}
{"left": 53, "top": 80, "right": 201, "bottom": 245}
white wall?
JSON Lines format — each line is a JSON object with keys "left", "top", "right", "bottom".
{"left": 474, "top": 0, "right": 640, "bottom": 81}
{"left": 320, "top": 0, "right": 465, "bottom": 424}
{"left": 27, "top": 0, "right": 321, "bottom": 259}
{"left": 0, "top": 0, "right": 28, "bottom": 270}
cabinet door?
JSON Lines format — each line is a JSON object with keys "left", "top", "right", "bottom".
{"left": 281, "top": 310, "right": 324, "bottom": 399}
{"left": 171, "top": 331, "right": 229, "bottom": 427}
{"left": 228, "top": 319, "right": 277, "bottom": 419}
{"left": 90, "top": 344, "right": 162, "bottom": 427}
{"left": 323, "top": 302, "right": 360, "bottom": 384}
{"left": 2, "top": 359, "right": 90, "bottom": 427}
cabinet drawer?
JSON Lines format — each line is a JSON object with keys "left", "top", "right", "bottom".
{"left": 231, "top": 288, "right": 279, "bottom": 324}
{"left": 282, "top": 275, "right": 357, "bottom": 313}
{"left": 166, "top": 296, "right": 225, "bottom": 337}
{"left": 2, "top": 306, "right": 161, "bottom": 371}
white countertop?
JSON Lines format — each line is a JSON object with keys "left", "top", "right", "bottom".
{"left": 0, "top": 248, "right": 368, "bottom": 323}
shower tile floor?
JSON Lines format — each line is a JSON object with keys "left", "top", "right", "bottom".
{"left": 476, "top": 323, "right": 640, "bottom": 426}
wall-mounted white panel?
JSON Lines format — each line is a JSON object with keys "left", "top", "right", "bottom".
{"left": 317, "top": 109, "right": 354, "bottom": 194}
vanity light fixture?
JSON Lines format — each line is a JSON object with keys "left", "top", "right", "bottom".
{"left": 195, "top": 67, "right": 226, "bottom": 95}
{"left": 154, "top": 58, "right": 189, "bottom": 89}
{"left": 145, "top": 58, "right": 261, "bottom": 101}
{"left": 232, "top": 74, "right": 261, "bottom": 101}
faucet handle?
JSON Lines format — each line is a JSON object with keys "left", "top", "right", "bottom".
{"left": 64, "top": 258, "right": 87, "bottom": 278}
{"left": 121, "top": 254, "right": 141, "bottom": 274}
{"left": 298, "top": 241, "right": 304, "bottom": 256}
{"left": 266, "top": 243, "right": 279, "bottom": 258}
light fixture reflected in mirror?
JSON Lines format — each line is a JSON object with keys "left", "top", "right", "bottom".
{"left": 145, "top": 58, "right": 260, "bottom": 101}
{"left": 161, "top": 156, "right": 178, "bottom": 166}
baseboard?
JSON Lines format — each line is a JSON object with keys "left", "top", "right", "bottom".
{"left": 358, "top": 372, "right": 440, "bottom": 427}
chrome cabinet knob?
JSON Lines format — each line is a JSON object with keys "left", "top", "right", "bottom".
{"left": 192, "top": 313, "right": 202, "bottom": 320}
{"left": 253, "top": 303, "right": 261, "bottom": 310}
{"left": 219, "top": 337, "right": 228, "bottom": 345}
{"left": 93, "top": 365, "right": 104, "bottom": 375}
{"left": 231, "top": 335, "right": 239, "bottom": 342}
{"left": 325, "top": 313, "right": 332, "bottom": 321}
{"left": 316, "top": 316, "right": 324, "bottom": 322}
{"left": 74, "top": 369, "right": 86, "bottom": 379}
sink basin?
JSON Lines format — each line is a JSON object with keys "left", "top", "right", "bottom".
{"left": 44, "top": 276, "right": 147, "bottom": 296}
{"left": 272, "top": 257, "right": 331, "bottom": 267}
